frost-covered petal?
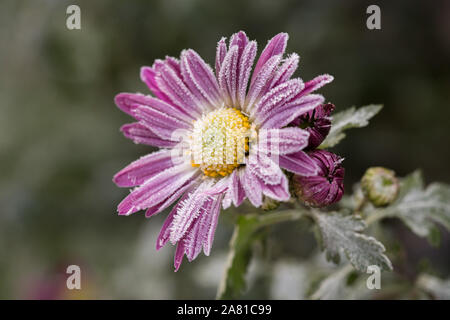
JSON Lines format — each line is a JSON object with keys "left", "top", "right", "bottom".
{"left": 184, "top": 194, "right": 222, "bottom": 261}
{"left": 145, "top": 175, "right": 201, "bottom": 218}
{"left": 279, "top": 151, "right": 319, "bottom": 176}
{"left": 156, "top": 184, "right": 197, "bottom": 250}
{"left": 120, "top": 123, "right": 177, "bottom": 148}
{"left": 117, "top": 164, "right": 197, "bottom": 215}
{"left": 241, "top": 168, "right": 263, "bottom": 207}
{"left": 260, "top": 94, "right": 324, "bottom": 129}
{"left": 114, "top": 92, "right": 194, "bottom": 122}
{"left": 174, "top": 238, "right": 186, "bottom": 271}
{"left": 169, "top": 180, "right": 214, "bottom": 244}
{"left": 251, "top": 78, "right": 304, "bottom": 122}
{"left": 229, "top": 31, "right": 249, "bottom": 56}
{"left": 270, "top": 53, "right": 300, "bottom": 89}
{"left": 250, "top": 32, "right": 288, "bottom": 86}
{"left": 203, "top": 194, "right": 222, "bottom": 256}
{"left": 247, "top": 153, "right": 283, "bottom": 185}
{"left": 203, "top": 175, "right": 231, "bottom": 196}
{"left": 231, "top": 169, "right": 246, "bottom": 207}
{"left": 153, "top": 60, "right": 203, "bottom": 115}
{"left": 259, "top": 173, "right": 290, "bottom": 201}
{"left": 258, "top": 127, "right": 309, "bottom": 155}
{"left": 297, "top": 74, "right": 334, "bottom": 98}
{"left": 113, "top": 150, "right": 175, "bottom": 187}
{"left": 180, "top": 49, "right": 221, "bottom": 108}
{"left": 140, "top": 66, "right": 173, "bottom": 104}
{"left": 222, "top": 169, "right": 245, "bottom": 209}
{"left": 244, "top": 54, "right": 282, "bottom": 112}
{"left": 215, "top": 37, "right": 227, "bottom": 78}
{"left": 237, "top": 41, "right": 257, "bottom": 108}
{"left": 218, "top": 45, "right": 239, "bottom": 106}
{"left": 131, "top": 104, "right": 191, "bottom": 140}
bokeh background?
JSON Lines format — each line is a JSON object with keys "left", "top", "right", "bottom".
{"left": 0, "top": 0, "right": 449, "bottom": 299}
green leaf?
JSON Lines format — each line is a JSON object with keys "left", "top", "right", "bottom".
{"left": 216, "top": 210, "right": 305, "bottom": 299}
{"left": 313, "top": 211, "right": 393, "bottom": 272}
{"left": 320, "top": 104, "right": 383, "bottom": 148}
{"left": 383, "top": 171, "right": 450, "bottom": 244}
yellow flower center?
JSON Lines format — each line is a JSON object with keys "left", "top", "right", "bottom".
{"left": 190, "top": 108, "right": 254, "bottom": 177}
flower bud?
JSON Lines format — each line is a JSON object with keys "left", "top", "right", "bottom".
{"left": 293, "top": 103, "right": 335, "bottom": 149}
{"left": 361, "top": 167, "right": 399, "bottom": 206}
{"left": 292, "top": 150, "right": 344, "bottom": 207}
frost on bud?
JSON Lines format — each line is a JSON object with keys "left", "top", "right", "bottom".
{"left": 292, "top": 103, "right": 335, "bottom": 149}
{"left": 261, "top": 196, "right": 280, "bottom": 211}
{"left": 292, "top": 150, "right": 345, "bottom": 207}
{"left": 361, "top": 167, "right": 399, "bottom": 207}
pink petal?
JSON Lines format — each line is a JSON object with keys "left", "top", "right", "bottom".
{"left": 114, "top": 92, "right": 194, "bottom": 122}
{"left": 237, "top": 41, "right": 257, "bottom": 108}
{"left": 244, "top": 54, "right": 282, "bottom": 112}
{"left": 258, "top": 127, "right": 309, "bottom": 155}
{"left": 184, "top": 194, "right": 222, "bottom": 260}
{"left": 231, "top": 169, "right": 246, "bottom": 207}
{"left": 270, "top": 53, "right": 300, "bottom": 89}
{"left": 222, "top": 188, "right": 233, "bottom": 209}
{"left": 250, "top": 33, "right": 288, "bottom": 86}
{"left": 247, "top": 153, "right": 283, "bottom": 185}
{"left": 260, "top": 94, "right": 324, "bottom": 129}
{"left": 279, "top": 151, "right": 319, "bottom": 176}
{"left": 174, "top": 239, "right": 186, "bottom": 272}
{"left": 156, "top": 184, "right": 197, "bottom": 250}
{"left": 120, "top": 123, "right": 177, "bottom": 148}
{"left": 218, "top": 45, "right": 239, "bottom": 106}
{"left": 251, "top": 78, "right": 304, "bottom": 122}
{"left": 203, "top": 175, "right": 231, "bottom": 196}
{"left": 203, "top": 195, "right": 222, "bottom": 256}
{"left": 298, "top": 74, "right": 334, "bottom": 97}
{"left": 140, "top": 66, "right": 172, "bottom": 104}
{"left": 131, "top": 104, "right": 190, "bottom": 140}
{"left": 229, "top": 31, "right": 249, "bottom": 56}
{"left": 222, "top": 169, "right": 245, "bottom": 209}
{"left": 215, "top": 37, "right": 227, "bottom": 78}
{"left": 165, "top": 56, "right": 182, "bottom": 76}
{"left": 259, "top": 173, "right": 290, "bottom": 201}
{"left": 113, "top": 149, "right": 175, "bottom": 187}
{"left": 117, "top": 164, "right": 197, "bottom": 215}
{"left": 180, "top": 49, "right": 221, "bottom": 108}
{"left": 145, "top": 175, "right": 201, "bottom": 218}
{"left": 241, "top": 167, "right": 263, "bottom": 207}
{"left": 153, "top": 59, "right": 203, "bottom": 116}
{"left": 169, "top": 180, "right": 214, "bottom": 244}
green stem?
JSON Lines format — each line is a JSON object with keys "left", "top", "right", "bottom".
{"left": 216, "top": 208, "right": 309, "bottom": 299}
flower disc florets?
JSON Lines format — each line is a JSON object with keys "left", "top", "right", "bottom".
{"left": 190, "top": 107, "right": 255, "bottom": 177}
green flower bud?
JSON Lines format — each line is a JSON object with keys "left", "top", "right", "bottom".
{"left": 361, "top": 167, "right": 399, "bottom": 206}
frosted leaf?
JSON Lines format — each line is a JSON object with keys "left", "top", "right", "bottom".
{"left": 320, "top": 104, "right": 383, "bottom": 148}
{"left": 382, "top": 170, "right": 450, "bottom": 245}
{"left": 313, "top": 211, "right": 393, "bottom": 272}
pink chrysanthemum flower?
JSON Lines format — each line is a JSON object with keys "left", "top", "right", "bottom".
{"left": 113, "top": 31, "right": 333, "bottom": 271}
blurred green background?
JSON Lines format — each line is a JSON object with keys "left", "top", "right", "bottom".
{"left": 0, "top": 0, "right": 449, "bottom": 299}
